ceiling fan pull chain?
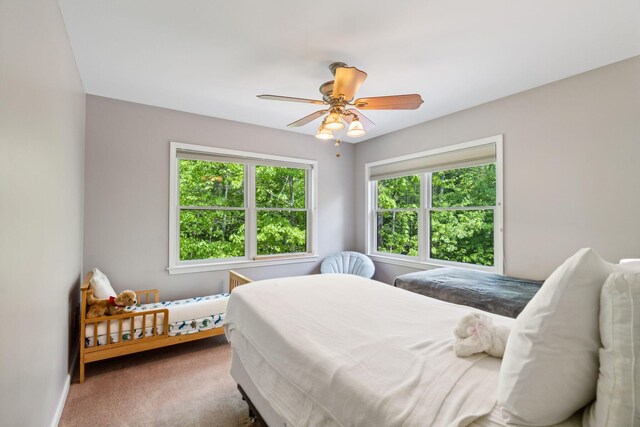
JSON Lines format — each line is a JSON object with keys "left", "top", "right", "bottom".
{"left": 335, "top": 139, "right": 341, "bottom": 158}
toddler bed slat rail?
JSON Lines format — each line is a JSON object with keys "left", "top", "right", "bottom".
{"left": 230, "top": 270, "right": 253, "bottom": 292}
{"left": 83, "top": 308, "right": 170, "bottom": 348}
{"left": 78, "top": 270, "right": 252, "bottom": 383}
{"left": 135, "top": 289, "right": 160, "bottom": 304}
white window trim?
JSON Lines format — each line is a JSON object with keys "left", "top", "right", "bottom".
{"left": 168, "top": 141, "right": 318, "bottom": 275}
{"left": 364, "top": 135, "right": 504, "bottom": 274}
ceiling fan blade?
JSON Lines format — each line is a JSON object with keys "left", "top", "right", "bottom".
{"left": 257, "top": 94, "right": 326, "bottom": 105}
{"left": 344, "top": 108, "right": 375, "bottom": 130}
{"left": 353, "top": 94, "right": 423, "bottom": 110}
{"left": 287, "top": 109, "right": 329, "bottom": 128}
{"left": 332, "top": 66, "right": 368, "bottom": 101}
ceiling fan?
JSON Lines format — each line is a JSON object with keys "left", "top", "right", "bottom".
{"left": 257, "top": 62, "right": 424, "bottom": 140}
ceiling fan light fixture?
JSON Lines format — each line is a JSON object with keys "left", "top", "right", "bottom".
{"left": 258, "top": 62, "right": 423, "bottom": 145}
{"left": 346, "top": 118, "right": 366, "bottom": 138}
{"left": 324, "top": 112, "right": 345, "bottom": 131}
{"left": 315, "top": 126, "right": 334, "bottom": 140}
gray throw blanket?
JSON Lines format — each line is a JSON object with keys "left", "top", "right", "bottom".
{"left": 394, "top": 268, "right": 542, "bottom": 318}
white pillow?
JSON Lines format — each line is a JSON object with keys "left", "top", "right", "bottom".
{"left": 584, "top": 272, "right": 640, "bottom": 426}
{"left": 89, "top": 268, "right": 116, "bottom": 299}
{"left": 619, "top": 260, "right": 640, "bottom": 272}
{"left": 498, "top": 248, "right": 614, "bottom": 425}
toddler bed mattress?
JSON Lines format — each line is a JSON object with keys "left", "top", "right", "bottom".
{"left": 84, "top": 293, "right": 229, "bottom": 347}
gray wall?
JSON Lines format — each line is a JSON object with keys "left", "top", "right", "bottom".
{"left": 84, "top": 95, "right": 355, "bottom": 299}
{"left": 354, "top": 57, "right": 640, "bottom": 281}
{"left": 0, "top": 1, "right": 85, "bottom": 426}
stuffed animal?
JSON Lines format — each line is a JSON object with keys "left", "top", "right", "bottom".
{"left": 453, "top": 312, "right": 510, "bottom": 358}
{"left": 86, "top": 289, "right": 137, "bottom": 319}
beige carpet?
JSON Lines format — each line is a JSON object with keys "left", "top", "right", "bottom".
{"left": 60, "top": 336, "right": 252, "bottom": 427}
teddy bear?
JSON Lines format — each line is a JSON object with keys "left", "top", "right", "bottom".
{"left": 453, "top": 312, "right": 510, "bottom": 358}
{"left": 86, "top": 289, "right": 137, "bottom": 318}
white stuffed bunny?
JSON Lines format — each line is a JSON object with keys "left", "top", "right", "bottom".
{"left": 453, "top": 312, "right": 510, "bottom": 358}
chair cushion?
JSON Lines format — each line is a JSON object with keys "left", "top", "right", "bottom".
{"left": 320, "top": 251, "right": 375, "bottom": 278}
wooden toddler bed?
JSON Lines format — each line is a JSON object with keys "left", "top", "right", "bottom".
{"left": 79, "top": 270, "right": 252, "bottom": 383}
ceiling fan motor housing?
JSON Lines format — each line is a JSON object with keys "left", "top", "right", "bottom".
{"left": 328, "top": 62, "right": 348, "bottom": 76}
{"left": 319, "top": 81, "right": 335, "bottom": 104}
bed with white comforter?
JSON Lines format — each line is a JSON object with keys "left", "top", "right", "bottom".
{"left": 223, "top": 274, "right": 581, "bottom": 427}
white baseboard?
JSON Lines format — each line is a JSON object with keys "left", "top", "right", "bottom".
{"left": 51, "top": 344, "right": 78, "bottom": 427}
{"left": 51, "top": 374, "right": 70, "bottom": 427}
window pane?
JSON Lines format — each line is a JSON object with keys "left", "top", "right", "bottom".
{"left": 376, "top": 211, "right": 418, "bottom": 256}
{"left": 256, "top": 166, "right": 306, "bottom": 209}
{"left": 179, "top": 159, "right": 244, "bottom": 207}
{"left": 180, "top": 210, "right": 245, "bottom": 260}
{"left": 431, "top": 164, "right": 496, "bottom": 208}
{"left": 430, "top": 210, "right": 494, "bottom": 266}
{"left": 257, "top": 211, "right": 307, "bottom": 255}
{"left": 377, "top": 175, "right": 420, "bottom": 209}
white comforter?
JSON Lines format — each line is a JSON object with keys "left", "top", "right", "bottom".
{"left": 224, "top": 274, "right": 515, "bottom": 427}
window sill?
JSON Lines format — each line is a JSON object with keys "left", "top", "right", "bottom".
{"left": 167, "top": 255, "right": 319, "bottom": 275}
{"left": 368, "top": 253, "right": 501, "bottom": 274}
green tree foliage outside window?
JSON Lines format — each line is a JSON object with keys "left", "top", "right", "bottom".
{"left": 256, "top": 166, "right": 307, "bottom": 255}
{"left": 430, "top": 164, "right": 496, "bottom": 266}
{"left": 180, "top": 209, "right": 245, "bottom": 260}
{"left": 179, "top": 159, "right": 244, "bottom": 207}
{"left": 256, "top": 166, "right": 305, "bottom": 209}
{"left": 178, "top": 160, "right": 308, "bottom": 261}
{"left": 431, "top": 164, "right": 496, "bottom": 208}
{"left": 179, "top": 160, "right": 245, "bottom": 260}
{"left": 430, "top": 210, "right": 494, "bottom": 266}
{"left": 376, "top": 175, "right": 420, "bottom": 256}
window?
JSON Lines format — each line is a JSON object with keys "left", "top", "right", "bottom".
{"left": 366, "top": 136, "right": 503, "bottom": 273}
{"left": 255, "top": 166, "right": 308, "bottom": 255}
{"left": 429, "top": 164, "right": 496, "bottom": 266}
{"left": 179, "top": 159, "right": 245, "bottom": 261}
{"left": 169, "top": 142, "right": 317, "bottom": 274}
{"left": 375, "top": 175, "right": 420, "bottom": 256}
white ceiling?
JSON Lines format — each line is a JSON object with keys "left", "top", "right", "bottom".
{"left": 58, "top": 0, "right": 640, "bottom": 143}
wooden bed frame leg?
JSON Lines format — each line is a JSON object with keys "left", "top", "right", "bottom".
{"left": 79, "top": 359, "right": 85, "bottom": 384}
